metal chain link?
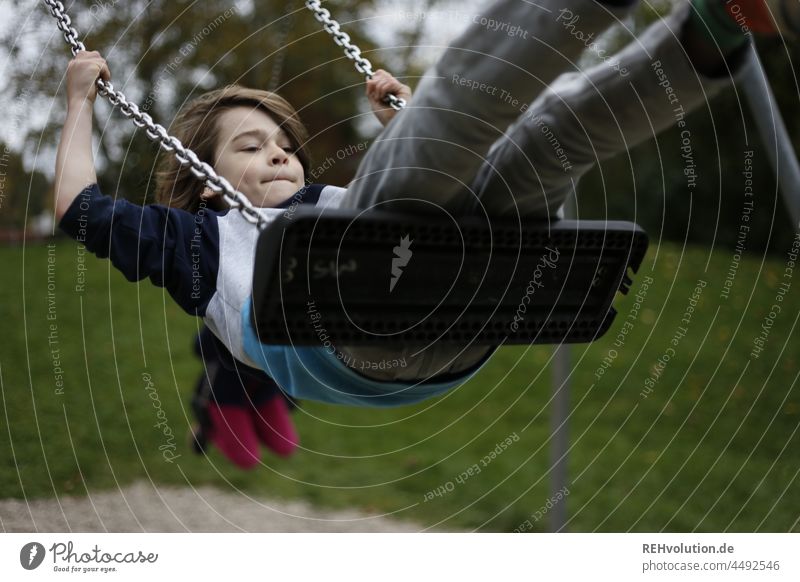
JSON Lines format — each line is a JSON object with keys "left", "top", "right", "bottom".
{"left": 42, "top": 0, "right": 270, "bottom": 228}
{"left": 304, "top": 0, "right": 406, "bottom": 110}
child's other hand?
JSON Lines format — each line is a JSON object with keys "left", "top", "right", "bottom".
{"left": 66, "top": 51, "right": 111, "bottom": 107}
{"left": 366, "top": 69, "right": 411, "bottom": 127}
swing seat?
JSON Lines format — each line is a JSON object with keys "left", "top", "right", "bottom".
{"left": 250, "top": 206, "right": 648, "bottom": 346}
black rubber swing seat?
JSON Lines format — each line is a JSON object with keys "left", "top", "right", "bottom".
{"left": 251, "top": 206, "right": 649, "bottom": 346}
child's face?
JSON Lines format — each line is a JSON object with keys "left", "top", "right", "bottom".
{"left": 213, "top": 106, "right": 305, "bottom": 208}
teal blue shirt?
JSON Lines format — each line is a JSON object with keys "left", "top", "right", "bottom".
{"left": 241, "top": 297, "right": 496, "bottom": 407}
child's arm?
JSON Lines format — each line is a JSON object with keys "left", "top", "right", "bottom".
{"left": 54, "top": 52, "right": 221, "bottom": 317}
{"left": 54, "top": 51, "right": 111, "bottom": 222}
{"left": 366, "top": 69, "right": 412, "bottom": 127}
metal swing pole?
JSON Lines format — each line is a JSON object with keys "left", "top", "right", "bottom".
{"left": 550, "top": 189, "right": 577, "bottom": 533}
{"left": 738, "top": 43, "right": 800, "bottom": 227}
{"left": 550, "top": 343, "right": 571, "bottom": 532}
{"left": 547, "top": 41, "right": 800, "bottom": 535}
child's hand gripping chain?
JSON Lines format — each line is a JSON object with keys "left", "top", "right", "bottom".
{"left": 366, "top": 69, "right": 412, "bottom": 127}
{"left": 54, "top": 51, "right": 111, "bottom": 222}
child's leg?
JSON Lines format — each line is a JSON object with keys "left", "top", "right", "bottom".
{"left": 340, "top": 0, "right": 638, "bottom": 215}
{"left": 207, "top": 403, "right": 261, "bottom": 469}
{"left": 205, "top": 365, "right": 262, "bottom": 469}
{"left": 247, "top": 377, "right": 299, "bottom": 457}
{"left": 470, "top": 2, "right": 754, "bottom": 216}
{"left": 335, "top": 0, "right": 639, "bottom": 383}
{"left": 251, "top": 395, "right": 299, "bottom": 458}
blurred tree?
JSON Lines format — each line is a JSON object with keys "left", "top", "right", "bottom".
{"left": 0, "top": 141, "right": 50, "bottom": 229}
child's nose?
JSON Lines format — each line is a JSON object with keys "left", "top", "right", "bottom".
{"left": 269, "top": 144, "right": 288, "bottom": 165}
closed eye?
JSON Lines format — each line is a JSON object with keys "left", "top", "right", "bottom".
{"left": 241, "top": 145, "right": 296, "bottom": 154}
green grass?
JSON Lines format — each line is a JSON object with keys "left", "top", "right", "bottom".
{"left": 1, "top": 237, "right": 798, "bottom": 531}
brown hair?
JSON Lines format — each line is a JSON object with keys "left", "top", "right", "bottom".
{"left": 154, "top": 85, "right": 311, "bottom": 213}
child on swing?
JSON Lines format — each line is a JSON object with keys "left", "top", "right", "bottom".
{"left": 153, "top": 85, "right": 366, "bottom": 468}
{"left": 55, "top": 52, "right": 409, "bottom": 465}
{"left": 56, "top": 0, "right": 796, "bottom": 408}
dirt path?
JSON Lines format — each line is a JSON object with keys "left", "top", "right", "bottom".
{"left": 0, "top": 482, "right": 429, "bottom": 532}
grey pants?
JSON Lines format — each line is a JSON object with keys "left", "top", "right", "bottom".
{"left": 338, "top": 0, "right": 748, "bottom": 382}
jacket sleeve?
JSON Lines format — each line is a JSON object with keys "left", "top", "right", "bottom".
{"left": 58, "top": 183, "right": 220, "bottom": 315}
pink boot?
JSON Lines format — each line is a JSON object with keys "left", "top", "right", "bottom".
{"left": 251, "top": 396, "right": 300, "bottom": 458}
{"left": 207, "top": 404, "right": 261, "bottom": 469}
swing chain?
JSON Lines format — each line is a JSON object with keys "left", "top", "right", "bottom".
{"left": 304, "top": 0, "right": 406, "bottom": 111}
{"left": 43, "top": 0, "right": 85, "bottom": 55}
{"left": 42, "top": 0, "right": 270, "bottom": 229}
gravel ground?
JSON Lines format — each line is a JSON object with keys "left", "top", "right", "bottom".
{"left": 0, "top": 482, "right": 430, "bottom": 532}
